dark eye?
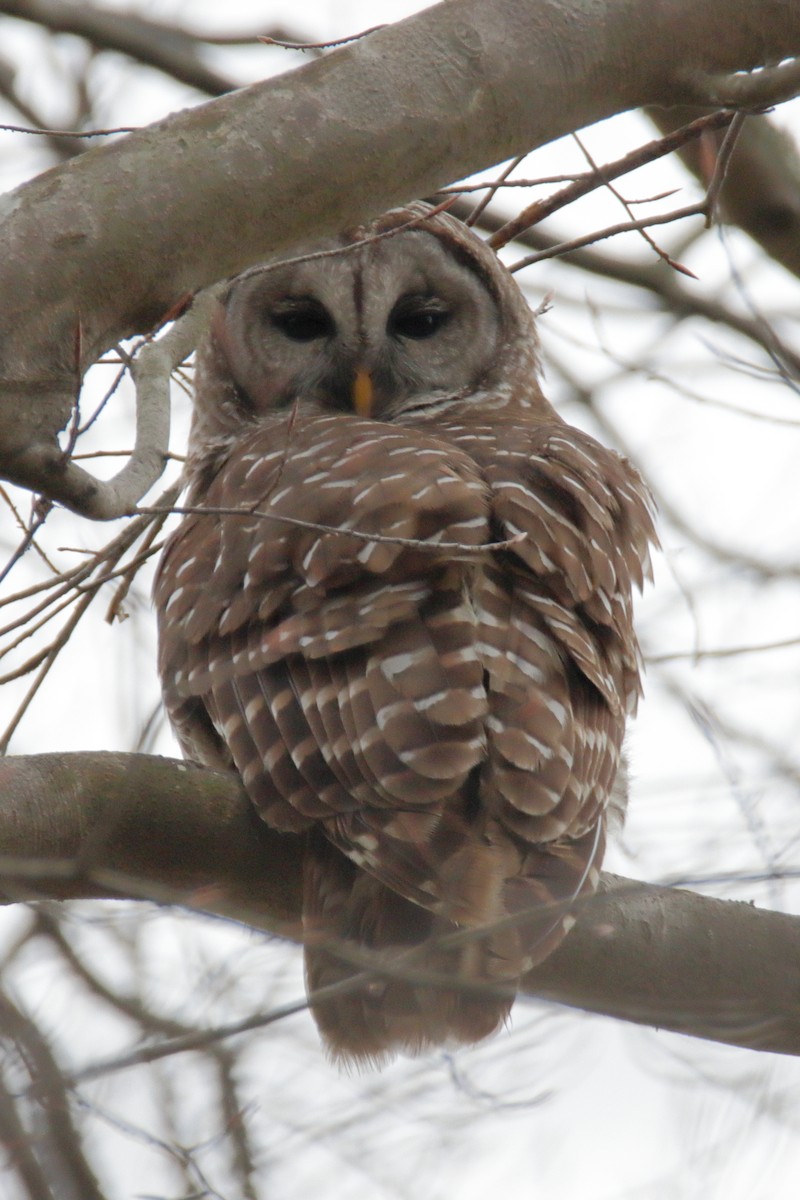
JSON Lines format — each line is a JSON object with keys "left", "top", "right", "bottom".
{"left": 270, "top": 299, "right": 334, "bottom": 342}
{"left": 388, "top": 296, "right": 451, "bottom": 340}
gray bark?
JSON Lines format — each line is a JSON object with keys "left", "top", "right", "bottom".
{"left": 2, "top": 752, "right": 799, "bottom": 1058}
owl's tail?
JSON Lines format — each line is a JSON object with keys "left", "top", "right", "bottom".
{"left": 302, "top": 827, "right": 603, "bottom": 1066}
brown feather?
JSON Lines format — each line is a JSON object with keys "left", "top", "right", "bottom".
{"left": 155, "top": 204, "right": 657, "bottom": 1063}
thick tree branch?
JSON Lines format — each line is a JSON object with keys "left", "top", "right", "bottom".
{"left": 1, "top": 752, "right": 798, "bottom": 1058}
{"left": 1, "top": 0, "right": 799, "bottom": 515}
{"left": 0, "top": 752, "right": 302, "bottom": 922}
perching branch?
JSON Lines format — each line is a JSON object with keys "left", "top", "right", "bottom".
{"left": 1, "top": 752, "right": 799, "bottom": 1058}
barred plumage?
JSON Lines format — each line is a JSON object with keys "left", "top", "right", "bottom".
{"left": 155, "top": 204, "right": 656, "bottom": 1063}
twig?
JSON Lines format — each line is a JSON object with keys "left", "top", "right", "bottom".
{"left": 0, "top": 486, "right": 58, "bottom": 575}
{"left": 134, "top": 502, "right": 525, "bottom": 557}
{"left": 648, "top": 634, "right": 800, "bottom": 664}
{"left": 509, "top": 201, "right": 708, "bottom": 271}
{"left": 235, "top": 197, "right": 461, "bottom": 286}
{"left": 438, "top": 174, "right": 584, "bottom": 191}
{"left": 259, "top": 25, "right": 387, "bottom": 51}
{"left": 0, "top": 588, "right": 96, "bottom": 753}
{"left": 488, "top": 109, "right": 736, "bottom": 250}
{"left": 466, "top": 153, "right": 528, "bottom": 226}
{"left": 0, "top": 123, "right": 138, "bottom": 137}
{"left": 571, "top": 131, "right": 697, "bottom": 277}
{"left": 0, "top": 498, "right": 53, "bottom": 588}
{"left": 703, "top": 111, "right": 748, "bottom": 224}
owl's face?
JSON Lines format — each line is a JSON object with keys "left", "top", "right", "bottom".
{"left": 217, "top": 227, "right": 505, "bottom": 422}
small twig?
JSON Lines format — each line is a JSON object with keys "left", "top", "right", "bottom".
{"left": 133, "top": 502, "right": 525, "bottom": 557}
{"left": 453, "top": 196, "right": 800, "bottom": 377}
{"left": 235, "top": 196, "right": 461, "bottom": 285}
{"left": 438, "top": 175, "right": 584, "bottom": 192}
{"left": 0, "top": 123, "right": 138, "bottom": 137}
{"left": 571, "top": 132, "right": 697, "bottom": 277}
{"left": 0, "top": 498, "right": 53, "bottom": 588}
{"left": 0, "top": 592, "right": 84, "bottom": 676}
{"left": 200, "top": 24, "right": 307, "bottom": 46}
{"left": 0, "top": 486, "right": 58, "bottom": 575}
{"left": 0, "top": 485, "right": 180, "bottom": 743}
{"left": 0, "top": 588, "right": 95, "bottom": 753}
{"left": 105, "top": 497, "right": 174, "bottom": 624}
{"left": 259, "top": 25, "right": 387, "bottom": 51}
{"left": 648, "top": 635, "right": 800, "bottom": 664}
{"left": 466, "top": 154, "right": 528, "bottom": 226}
{"left": 0, "top": 556, "right": 76, "bottom": 612}
{"left": 70, "top": 449, "right": 185, "bottom": 461}
{"left": 509, "top": 201, "right": 707, "bottom": 272}
{"left": 0, "top": 502, "right": 167, "bottom": 632}
{"left": 703, "top": 111, "right": 748, "bottom": 225}
{"left": 623, "top": 188, "right": 682, "bottom": 206}
{"left": 74, "top": 539, "right": 165, "bottom": 596}
{"left": 75, "top": 360, "right": 130, "bottom": 439}
{"left": 489, "top": 109, "right": 736, "bottom": 250}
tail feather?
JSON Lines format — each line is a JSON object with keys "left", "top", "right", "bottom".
{"left": 301, "top": 827, "right": 603, "bottom": 1065}
{"left": 303, "top": 839, "right": 512, "bottom": 1064}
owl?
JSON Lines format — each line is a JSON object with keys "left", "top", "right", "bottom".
{"left": 155, "top": 203, "right": 656, "bottom": 1064}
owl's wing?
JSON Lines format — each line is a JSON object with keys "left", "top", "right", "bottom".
{"left": 156, "top": 410, "right": 498, "bottom": 908}
{"left": 429, "top": 413, "right": 656, "bottom": 959}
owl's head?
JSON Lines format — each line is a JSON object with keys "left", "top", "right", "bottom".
{"left": 190, "top": 204, "right": 544, "bottom": 460}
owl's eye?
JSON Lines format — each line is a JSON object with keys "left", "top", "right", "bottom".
{"left": 270, "top": 299, "right": 334, "bottom": 342}
{"left": 388, "top": 296, "right": 451, "bottom": 340}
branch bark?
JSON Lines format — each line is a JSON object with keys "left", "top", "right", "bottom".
{"left": 1, "top": 752, "right": 798, "bottom": 1058}
{"left": 1, "top": 0, "right": 800, "bottom": 514}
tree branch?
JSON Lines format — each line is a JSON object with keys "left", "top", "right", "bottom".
{"left": 1, "top": 752, "right": 798, "bottom": 1058}
{"left": 1, "top": 0, "right": 800, "bottom": 515}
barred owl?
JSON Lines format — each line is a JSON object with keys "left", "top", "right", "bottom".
{"left": 155, "top": 203, "right": 655, "bottom": 1063}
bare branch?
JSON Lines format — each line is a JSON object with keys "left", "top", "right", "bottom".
{"left": 1, "top": 753, "right": 799, "bottom": 1058}
{"left": 488, "top": 110, "right": 736, "bottom": 250}
{"left": 509, "top": 201, "right": 714, "bottom": 271}
{"left": 647, "top": 107, "right": 800, "bottom": 282}
{"left": 0, "top": 988, "right": 106, "bottom": 1200}
{"left": 681, "top": 56, "right": 800, "bottom": 108}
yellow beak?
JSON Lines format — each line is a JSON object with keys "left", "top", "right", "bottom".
{"left": 353, "top": 368, "right": 374, "bottom": 418}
